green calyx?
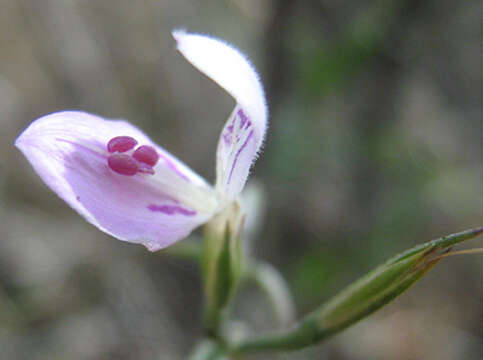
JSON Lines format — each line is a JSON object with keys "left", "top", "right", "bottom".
{"left": 202, "top": 201, "right": 244, "bottom": 335}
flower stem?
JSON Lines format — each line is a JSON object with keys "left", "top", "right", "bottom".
{"left": 245, "top": 261, "right": 296, "bottom": 327}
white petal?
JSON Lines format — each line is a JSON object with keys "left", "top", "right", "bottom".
{"left": 173, "top": 30, "right": 268, "bottom": 203}
{"left": 15, "top": 111, "right": 217, "bottom": 251}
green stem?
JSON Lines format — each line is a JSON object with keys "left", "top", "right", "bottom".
{"left": 229, "top": 321, "right": 318, "bottom": 354}
{"left": 231, "top": 270, "right": 428, "bottom": 354}
{"left": 245, "top": 261, "right": 296, "bottom": 327}
{"left": 162, "top": 237, "right": 298, "bottom": 330}
{"left": 203, "top": 307, "right": 225, "bottom": 338}
{"left": 231, "top": 255, "right": 429, "bottom": 354}
{"left": 230, "top": 226, "right": 483, "bottom": 355}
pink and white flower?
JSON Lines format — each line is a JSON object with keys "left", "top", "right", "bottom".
{"left": 15, "top": 30, "right": 268, "bottom": 251}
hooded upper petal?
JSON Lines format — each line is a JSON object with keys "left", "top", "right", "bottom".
{"left": 15, "top": 111, "right": 217, "bottom": 251}
{"left": 173, "top": 30, "right": 268, "bottom": 204}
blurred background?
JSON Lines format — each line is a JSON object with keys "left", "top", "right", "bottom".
{"left": 0, "top": 0, "right": 482, "bottom": 359}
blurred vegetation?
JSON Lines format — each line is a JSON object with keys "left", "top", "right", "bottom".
{"left": 0, "top": 0, "right": 481, "bottom": 359}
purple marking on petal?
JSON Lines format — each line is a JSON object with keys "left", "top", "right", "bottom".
{"left": 223, "top": 131, "right": 232, "bottom": 145}
{"left": 222, "top": 117, "right": 236, "bottom": 145}
{"left": 158, "top": 154, "right": 190, "bottom": 181}
{"left": 227, "top": 129, "right": 254, "bottom": 185}
{"left": 237, "top": 109, "right": 248, "bottom": 129}
{"left": 148, "top": 204, "right": 197, "bottom": 216}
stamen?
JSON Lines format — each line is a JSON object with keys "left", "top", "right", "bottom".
{"left": 107, "top": 136, "right": 138, "bottom": 153}
{"left": 133, "top": 145, "right": 159, "bottom": 167}
{"left": 108, "top": 154, "right": 139, "bottom": 176}
{"left": 106, "top": 137, "right": 158, "bottom": 177}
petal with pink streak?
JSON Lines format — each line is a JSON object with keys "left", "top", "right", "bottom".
{"left": 173, "top": 30, "right": 268, "bottom": 202}
{"left": 15, "top": 111, "right": 215, "bottom": 251}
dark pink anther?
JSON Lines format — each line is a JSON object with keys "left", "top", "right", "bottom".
{"left": 133, "top": 145, "right": 159, "bottom": 167}
{"left": 107, "top": 136, "right": 138, "bottom": 153}
{"left": 107, "top": 154, "right": 139, "bottom": 176}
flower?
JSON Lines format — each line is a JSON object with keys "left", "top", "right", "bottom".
{"left": 15, "top": 30, "right": 268, "bottom": 251}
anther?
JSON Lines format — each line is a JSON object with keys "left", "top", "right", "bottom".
{"left": 133, "top": 145, "right": 159, "bottom": 167}
{"left": 107, "top": 154, "right": 139, "bottom": 176}
{"left": 107, "top": 136, "right": 138, "bottom": 153}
